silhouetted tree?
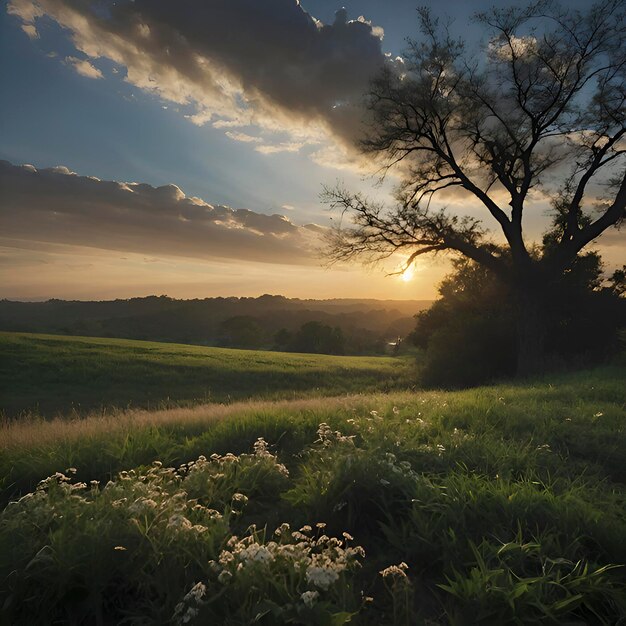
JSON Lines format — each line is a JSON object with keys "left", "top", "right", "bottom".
{"left": 325, "top": 0, "right": 626, "bottom": 375}
{"left": 273, "top": 328, "right": 293, "bottom": 351}
{"left": 218, "top": 315, "right": 264, "bottom": 349}
{"left": 412, "top": 253, "right": 625, "bottom": 386}
{"left": 292, "top": 321, "right": 346, "bottom": 355}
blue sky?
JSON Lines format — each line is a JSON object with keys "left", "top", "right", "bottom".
{"left": 0, "top": 0, "right": 620, "bottom": 301}
{"left": 0, "top": 0, "right": 515, "bottom": 216}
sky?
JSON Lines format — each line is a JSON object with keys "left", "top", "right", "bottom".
{"left": 0, "top": 0, "right": 622, "bottom": 301}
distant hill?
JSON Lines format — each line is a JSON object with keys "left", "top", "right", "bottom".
{"left": 0, "top": 295, "right": 432, "bottom": 355}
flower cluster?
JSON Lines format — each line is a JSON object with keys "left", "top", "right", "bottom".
{"left": 172, "top": 523, "right": 365, "bottom": 624}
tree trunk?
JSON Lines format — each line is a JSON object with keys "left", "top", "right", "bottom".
{"left": 515, "top": 286, "right": 547, "bottom": 377}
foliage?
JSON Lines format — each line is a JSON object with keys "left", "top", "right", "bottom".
{"left": 0, "top": 295, "right": 426, "bottom": 356}
{"left": 411, "top": 256, "right": 625, "bottom": 387}
{"left": 325, "top": 0, "right": 626, "bottom": 375}
{"left": 218, "top": 315, "right": 265, "bottom": 349}
{"left": 290, "top": 321, "right": 346, "bottom": 355}
{"left": 1, "top": 365, "right": 625, "bottom": 624}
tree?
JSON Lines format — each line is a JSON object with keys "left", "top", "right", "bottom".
{"left": 218, "top": 315, "right": 264, "bottom": 349}
{"left": 292, "top": 321, "right": 346, "bottom": 355}
{"left": 411, "top": 253, "right": 624, "bottom": 386}
{"left": 324, "top": 0, "right": 626, "bottom": 375}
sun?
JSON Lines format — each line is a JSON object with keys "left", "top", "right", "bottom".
{"left": 401, "top": 265, "right": 414, "bottom": 282}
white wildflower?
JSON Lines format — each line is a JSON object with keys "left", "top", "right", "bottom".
{"left": 185, "top": 582, "right": 206, "bottom": 602}
{"left": 253, "top": 437, "right": 271, "bottom": 456}
{"left": 168, "top": 514, "right": 193, "bottom": 530}
{"left": 306, "top": 565, "right": 339, "bottom": 589}
{"left": 301, "top": 590, "right": 319, "bottom": 608}
{"left": 240, "top": 544, "right": 274, "bottom": 564}
{"left": 218, "top": 570, "right": 232, "bottom": 584}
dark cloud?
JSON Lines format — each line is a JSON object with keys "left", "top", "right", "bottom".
{"left": 0, "top": 160, "right": 324, "bottom": 264}
{"left": 8, "top": 0, "right": 388, "bottom": 153}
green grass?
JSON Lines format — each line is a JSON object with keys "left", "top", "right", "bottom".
{"left": 1, "top": 363, "right": 625, "bottom": 624}
{"left": 0, "top": 331, "right": 416, "bottom": 418}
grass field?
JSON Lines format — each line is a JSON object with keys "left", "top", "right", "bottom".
{"left": 0, "top": 331, "right": 416, "bottom": 418}
{"left": 1, "top": 345, "right": 625, "bottom": 624}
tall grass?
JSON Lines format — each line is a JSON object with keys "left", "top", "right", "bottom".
{"left": 1, "top": 365, "right": 624, "bottom": 623}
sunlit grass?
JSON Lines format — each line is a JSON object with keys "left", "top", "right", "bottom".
{"left": 0, "top": 331, "right": 416, "bottom": 418}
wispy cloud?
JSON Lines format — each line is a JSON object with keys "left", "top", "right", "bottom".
{"left": 64, "top": 56, "right": 103, "bottom": 80}
{"left": 225, "top": 131, "right": 262, "bottom": 144}
{"left": 20, "top": 22, "right": 37, "bottom": 38}
{"left": 255, "top": 142, "right": 305, "bottom": 155}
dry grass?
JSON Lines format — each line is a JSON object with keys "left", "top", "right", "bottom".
{"left": 0, "top": 394, "right": 381, "bottom": 452}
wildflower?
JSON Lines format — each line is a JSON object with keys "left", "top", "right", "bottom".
{"left": 185, "top": 582, "right": 207, "bottom": 602}
{"left": 218, "top": 570, "right": 232, "bottom": 584}
{"left": 129, "top": 498, "right": 158, "bottom": 515}
{"left": 240, "top": 544, "right": 274, "bottom": 564}
{"left": 301, "top": 590, "right": 319, "bottom": 608}
{"left": 168, "top": 514, "right": 193, "bottom": 530}
{"left": 181, "top": 607, "right": 198, "bottom": 624}
{"left": 380, "top": 562, "right": 409, "bottom": 579}
{"left": 342, "top": 532, "right": 354, "bottom": 541}
{"left": 219, "top": 551, "right": 235, "bottom": 565}
{"left": 114, "top": 546, "right": 127, "bottom": 551}
{"left": 306, "top": 565, "right": 339, "bottom": 589}
{"left": 253, "top": 437, "right": 270, "bottom": 456}
{"left": 231, "top": 493, "right": 249, "bottom": 504}
{"left": 594, "top": 412, "right": 604, "bottom": 418}
{"left": 393, "top": 406, "right": 400, "bottom": 415}
{"left": 275, "top": 523, "right": 291, "bottom": 537}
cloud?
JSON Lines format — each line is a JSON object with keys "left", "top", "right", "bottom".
{"left": 225, "top": 131, "right": 262, "bottom": 144}
{"left": 7, "top": 0, "right": 390, "bottom": 165}
{"left": 0, "top": 160, "right": 326, "bottom": 266}
{"left": 255, "top": 142, "right": 305, "bottom": 155}
{"left": 20, "top": 23, "right": 37, "bottom": 38}
{"left": 64, "top": 56, "right": 104, "bottom": 80}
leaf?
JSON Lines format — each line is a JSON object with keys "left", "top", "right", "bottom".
{"left": 552, "top": 594, "right": 584, "bottom": 612}
{"left": 330, "top": 610, "right": 357, "bottom": 625}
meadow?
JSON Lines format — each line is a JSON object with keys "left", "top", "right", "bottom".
{"left": 0, "top": 332, "right": 415, "bottom": 418}
{"left": 1, "top": 331, "right": 624, "bottom": 624}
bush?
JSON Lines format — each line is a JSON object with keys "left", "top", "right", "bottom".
{"left": 412, "top": 256, "right": 625, "bottom": 387}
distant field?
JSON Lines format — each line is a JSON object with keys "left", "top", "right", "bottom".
{"left": 0, "top": 332, "right": 416, "bottom": 418}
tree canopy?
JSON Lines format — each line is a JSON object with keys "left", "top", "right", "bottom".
{"left": 325, "top": 0, "right": 626, "bottom": 373}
